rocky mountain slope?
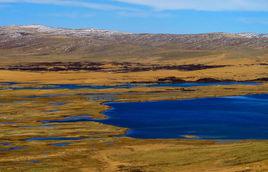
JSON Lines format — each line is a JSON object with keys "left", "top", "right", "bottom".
{"left": 0, "top": 25, "right": 267, "bottom": 65}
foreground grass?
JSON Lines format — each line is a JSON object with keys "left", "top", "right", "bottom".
{"left": 0, "top": 71, "right": 267, "bottom": 171}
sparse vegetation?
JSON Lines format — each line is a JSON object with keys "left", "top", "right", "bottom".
{"left": 0, "top": 26, "right": 267, "bottom": 172}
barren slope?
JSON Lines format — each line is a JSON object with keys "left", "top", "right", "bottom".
{"left": 0, "top": 25, "right": 267, "bottom": 66}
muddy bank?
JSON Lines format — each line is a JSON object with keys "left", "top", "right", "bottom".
{"left": 156, "top": 77, "right": 266, "bottom": 83}
{"left": 250, "top": 77, "right": 268, "bottom": 82}
{"left": 0, "top": 62, "right": 228, "bottom": 72}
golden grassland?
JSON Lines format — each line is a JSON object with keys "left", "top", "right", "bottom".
{"left": 0, "top": 34, "right": 268, "bottom": 171}
{"left": 0, "top": 55, "right": 267, "bottom": 172}
{"left": 0, "top": 78, "right": 267, "bottom": 171}
{"left": 0, "top": 51, "right": 267, "bottom": 85}
{"left": 0, "top": 64, "right": 268, "bottom": 85}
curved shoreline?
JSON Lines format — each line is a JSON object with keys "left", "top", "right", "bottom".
{"left": 99, "top": 93, "right": 268, "bottom": 141}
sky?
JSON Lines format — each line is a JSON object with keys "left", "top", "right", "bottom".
{"left": 0, "top": 0, "right": 268, "bottom": 34}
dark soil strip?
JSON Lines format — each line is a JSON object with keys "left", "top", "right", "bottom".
{"left": 0, "top": 62, "right": 228, "bottom": 72}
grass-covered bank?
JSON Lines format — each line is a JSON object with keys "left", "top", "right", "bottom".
{"left": 0, "top": 80, "right": 267, "bottom": 171}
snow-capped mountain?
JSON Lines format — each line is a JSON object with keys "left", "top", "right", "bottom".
{"left": 234, "top": 32, "right": 268, "bottom": 38}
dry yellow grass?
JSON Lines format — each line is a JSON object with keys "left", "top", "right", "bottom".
{"left": 0, "top": 83, "right": 267, "bottom": 171}
{"left": 0, "top": 55, "right": 267, "bottom": 171}
{"left": 0, "top": 29, "right": 268, "bottom": 171}
{"left": 0, "top": 64, "right": 267, "bottom": 85}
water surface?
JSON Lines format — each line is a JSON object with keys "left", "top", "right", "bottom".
{"left": 102, "top": 94, "right": 268, "bottom": 140}
{"left": 1, "top": 82, "right": 260, "bottom": 90}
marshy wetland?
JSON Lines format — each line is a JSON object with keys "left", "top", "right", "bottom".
{"left": 0, "top": 21, "right": 268, "bottom": 172}
{"left": 0, "top": 66, "right": 268, "bottom": 172}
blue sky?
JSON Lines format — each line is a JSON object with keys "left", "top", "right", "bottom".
{"left": 0, "top": 0, "right": 268, "bottom": 34}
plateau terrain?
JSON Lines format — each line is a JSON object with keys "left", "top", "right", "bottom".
{"left": 0, "top": 25, "right": 267, "bottom": 172}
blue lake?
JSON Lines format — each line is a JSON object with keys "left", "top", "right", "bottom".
{"left": 102, "top": 94, "right": 268, "bottom": 140}
{"left": 1, "top": 81, "right": 260, "bottom": 90}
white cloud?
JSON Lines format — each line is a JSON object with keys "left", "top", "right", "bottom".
{"left": 1, "top": 0, "right": 268, "bottom": 11}
{"left": 0, "top": 0, "right": 131, "bottom": 11}
{"left": 117, "top": 10, "right": 171, "bottom": 18}
{"left": 115, "top": 0, "right": 268, "bottom": 11}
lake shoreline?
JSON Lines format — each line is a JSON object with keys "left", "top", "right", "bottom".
{"left": 101, "top": 94, "right": 268, "bottom": 140}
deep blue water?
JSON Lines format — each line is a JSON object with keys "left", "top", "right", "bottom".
{"left": 1, "top": 82, "right": 260, "bottom": 90}
{"left": 101, "top": 94, "right": 268, "bottom": 140}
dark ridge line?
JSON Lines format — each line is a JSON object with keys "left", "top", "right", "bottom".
{"left": 133, "top": 77, "right": 267, "bottom": 84}
{"left": 0, "top": 62, "right": 228, "bottom": 72}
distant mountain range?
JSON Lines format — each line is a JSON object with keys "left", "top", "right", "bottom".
{"left": 2, "top": 25, "right": 268, "bottom": 38}
{"left": 0, "top": 25, "right": 267, "bottom": 65}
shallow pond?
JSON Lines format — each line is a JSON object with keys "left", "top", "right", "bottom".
{"left": 2, "top": 81, "right": 260, "bottom": 90}
{"left": 102, "top": 94, "right": 268, "bottom": 140}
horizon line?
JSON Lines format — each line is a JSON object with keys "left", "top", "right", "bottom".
{"left": 1, "top": 24, "right": 268, "bottom": 35}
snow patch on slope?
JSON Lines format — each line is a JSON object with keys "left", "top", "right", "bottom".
{"left": 17, "top": 25, "right": 131, "bottom": 36}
